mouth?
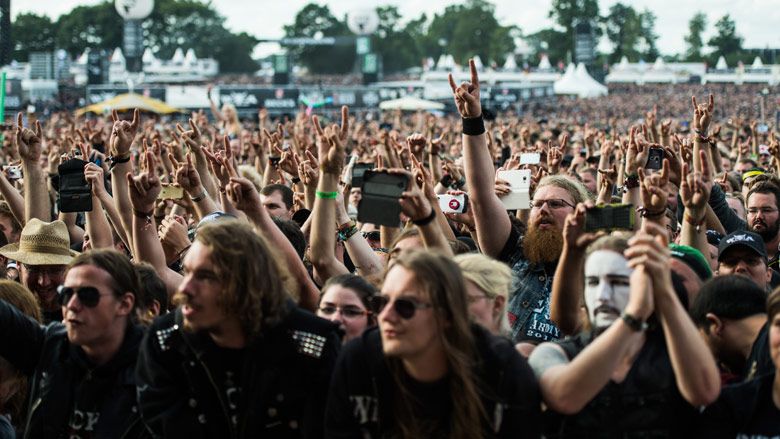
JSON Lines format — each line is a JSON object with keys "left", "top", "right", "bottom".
{"left": 594, "top": 305, "right": 620, "bottom": 317}
{"left": 67, "top": 318, "right": 83, "bottom": 327}
{"left": 382, "top": 328, "right": 400, "bottom": 338}
{"left": 182, "top": 303, "right": 198, "bottom": 318}
{"left": 752, "top": 221, "right": 766, "bottom": 230}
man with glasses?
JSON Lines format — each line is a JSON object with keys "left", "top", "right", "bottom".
{"left": 0, "top": 249, "right": 147, "bottom": 438}
{"left": 0, "top": 219, "right": 78, "bottom": 322}
{"left": 716, "top": 231, "right": 772, "bottom": 291}
{"left": 451, "top": 60, "right": 591, "bottom": 346}
{"left": 744, "top": 181, "right": 780, "bottom": 271}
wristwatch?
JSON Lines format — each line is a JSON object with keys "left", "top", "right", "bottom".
{"left": 621, "top": 312, "right": 648, "bottom": 332}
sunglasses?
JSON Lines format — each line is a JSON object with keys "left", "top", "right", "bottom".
{"left": 318, "top": 305, "right": 369, "bottom": 319}
{"left": 368, "top": 295, "right": 433, "bottom": 320}
{"left": 57, "top": 285, "right": 112, "bottom": 308}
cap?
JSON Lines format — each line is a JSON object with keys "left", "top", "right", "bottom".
{"left": 741, "top": 168, "right": 765, "bottom": 182}
{"left": 669, "top": 244, "right": 712, "bottom": 281}
{"left": 717, "top": 231, "right": 768, "bottom": 262}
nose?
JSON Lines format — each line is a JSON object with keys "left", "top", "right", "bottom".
{"left": 734, "top": 260, "right": 750, "bottom": 274}
{"left": 65, "top": 291, "right": 82, "bottom": 312}
{"left": 597, "top": 280, "right": 612, "bottom": 303}
{"left": 331, "top": 309, "right": 345, "bottom": 325}
{"left": 379, "top": 300, "right": 398, "bottom": 324}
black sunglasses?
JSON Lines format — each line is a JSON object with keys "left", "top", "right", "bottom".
{"left": 57, "top": 285, "right": 111, "bottom": 308}
{"left": 368, "top": 295, "right": 432, "bottom": 320}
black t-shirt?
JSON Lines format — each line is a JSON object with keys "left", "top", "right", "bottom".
{"left": 0, "top": 414, "right": 15, "bottom": 439}
{"left": 699, "top": 372, "right": 780, "bottom": 439}
{"left": 744, "top": 322, "right": 774, "bottom": 382}
{"left": 397, "top": 372, "right": 451, "bottom": 436}
{"left": 206, "top": 343, "right": 246, "bottom": 429}
{"left": 66, "top": 367, "right": 110, "bottom": 439}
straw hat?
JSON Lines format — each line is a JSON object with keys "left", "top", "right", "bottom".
{"left": 0, "top": 219, "right": 79, "bottom": 266}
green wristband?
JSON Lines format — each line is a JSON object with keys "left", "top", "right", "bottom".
{"left": 315, "top": 191, "right": 338, "bottom": 199}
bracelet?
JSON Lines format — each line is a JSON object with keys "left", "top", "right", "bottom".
{"left": 439, "top": 174, "right": 453, "bottom": 188}
{"left": 623, "top": 173, "right": 640, "bottom": 192}
{"left": 133, "top": 208, "right": 153, "bottom": 227}
{"left": 191, "top": 189, "right": 208, "bottom": 202}
{"left": 637, "top": 206, "right": 665, "bottom": 219}
{"left": 108, "top": 153, "right": 131, "bottom": 170}
{"left": 684, "top": 213, "right": 706, "bottom": 232}
{"left": 316, "top": 191, "right": 338, "bottom": 199}
{"left": 337, "top": 224, "right": 359, "bottom": 242}
{"left": 462, "top": 116, "right": 486, "bottom": 136}
{"left": 621, "top": 312, "right": 648, "bottom": 332}
{"left": 451, "top": 178, "right": 466, "bottom": 189}
{"left": 412, "top": 208, "right": 436, "bottom": 226}
{"left": 291, "top": 177, "right": 301, "bottom": 184}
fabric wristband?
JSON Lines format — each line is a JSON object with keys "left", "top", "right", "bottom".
{"left": 621, "top": 312, "right": 648, "bottom": 332}
{"left": 462, "top": 116, "right": 485, "bottom": 136}
{"left": 316, "top": 191, "right": 338, "bottom": 199}
{"left": 191, "top": 190, "right": 208, "bottom": 203}
{"left": 412, "top": 209, "right": 436, "bottom": 226}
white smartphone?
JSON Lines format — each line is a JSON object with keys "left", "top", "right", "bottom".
{"left": 437, "top": 193, "right": 468, "bottom": 214}
{"left": 496, "top": 169, "right": 531, "bottom": 210}
{"left": 519, "top": 153, "right": 541, "bottom": 165}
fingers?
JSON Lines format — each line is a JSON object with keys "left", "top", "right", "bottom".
{"left": 112, "top": 109, "right": 118, "bottom": 123}
{"left": 340, "top": 105, "right": 349, "bottom": 138}
{"left": 691, "top": 96, "right": 697, "bottom": 112}
{"left": 131, "top": 108, "right": 140, "bottom": 130}
{"left": 312, "top": 115, "right": 324, "bottom": 137}
{"left": 189, "top": 118, "right": 199, "bottom": 136}
{"left": 448, "top": 73, "right": 457, "bottom": 93}
{"left": 708, "top": 93, "right": 714, "bottom": 112}
{"left": 469, "top": 58, "right": 479, "bottom": 89}
{"left": 35, "top": 120, "right": 42, "bottom": 137}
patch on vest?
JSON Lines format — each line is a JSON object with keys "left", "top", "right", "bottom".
{"left": 156, "top": 324, "right": 179, "bottom": 351}
{"left": 290, "top": 330, "right": 326, "bottom": 358}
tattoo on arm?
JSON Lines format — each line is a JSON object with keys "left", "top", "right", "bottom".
{"left": 528, "top": 343, "right": 570, "bottom": 379}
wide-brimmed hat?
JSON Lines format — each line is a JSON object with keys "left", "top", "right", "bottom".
{"left": 0, "top": 219, "right": 79, "bottom": 266}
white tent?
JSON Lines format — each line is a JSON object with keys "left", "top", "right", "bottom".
{"left": 538, "top": 54, "right": 552, "bottom": 70}
{"left": 436, "top": 54, "right": 447, "bottom": 70}
{"left": 184, "top": 48, "right": 198, "bottom": 64}
{"left": 503, "top": 54, "right": 517, "bottom": 70}
{"left": 716, "top": 56, "right": 728, "bottom": 70}
{"left": 172, "top": 48, "right": 185, "bottom": 63}
{"left": 77, "top": 50, "right": 89, "bottom": 65}
{"left": 653, "top": 57, "right": 666, "bottom": 70}
{"left": 110, "top": 48, "right": 125, "bottom": 64}
{"left": 142, "top": 48, "right": 157, "bottom": 64}
{"left": 617, "top": 56, "right": 629, "bottom": 70}
{"left": 472, "top": 56, "right": 484, "bottom": 70}
{"left": 379, "top": 96, "right": 445, "bottom": 111}
{"left": 554, "top": 63, "right": 607, "bottom": 98}
{"left": 752, "top": 56, "right": 764, "bottom": 68}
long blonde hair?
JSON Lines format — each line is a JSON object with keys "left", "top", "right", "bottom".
{"left": 455, "top": 253, "right": 512, "bottom": 335}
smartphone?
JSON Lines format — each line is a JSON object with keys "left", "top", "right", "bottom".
{"left": 357, "top": 171, "right": 409, "bottom": 227}
{"left": 438, "top": 194, "right": 468, "bottom": 214}
{"left": 158, "top": 184, "right": 184, "bottom": 200}
{"left": 351, "top": 162, "right": 374, "bottom": 189}
{"left": 585, "top": 204, "right": 635, "bottom": 232}
{"left": 496, "top": 169, "right": 531, "bottom": 210}
{"left": 757, "top": 124, "right": 769, "bottom": 134}
{"left": 645, "top": 147, "right": 664, "bottom": 170}
{"left": 58, "top": 158, "right": 92, "bottom": 213}
{"left": 3, "top": 165, "right": 21, "bottom": 180}
{"left": 579, "top": 148, "right": 588, "bottom": 158}
{"left": 519, "top": 153, "right": 541, "bottom": 165}
{"left": 269, "top": 156, "right": 281, "bottom": 166}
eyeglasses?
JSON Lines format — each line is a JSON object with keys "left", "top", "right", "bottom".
{"left": 369, "top": 295, "right": 433, "bottom": 319}
{"left": 318, "top": 305, "right": 370, "bottom": 319}
{"left": 531, "top": 198, "right": 575, "bottom": 210}
{"left": 22, "top": 264, "right": 65, "bottom": 277}
{"left": 57, "top": 285, "right": 113, "bottom": 308}
{"left": 466, "top": 294, "right": 492, "bottom": 304}
{"left": 747, "top": 207, "right": 778, "bottom": 216}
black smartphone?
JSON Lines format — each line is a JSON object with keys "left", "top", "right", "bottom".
{"left": 351, "top": 162, "right": 374, "bottom": 189}
{"left": 357, "top": 171, "right": 409, "bottom": 227}
{"left": 645, "top": 147, "right": 664, "bottom": 170}
{"left": 585, "top": 204, "right": 634, "bottom": 232}
{"left": 58, "top": 158, "right": 92, "bottom": 213}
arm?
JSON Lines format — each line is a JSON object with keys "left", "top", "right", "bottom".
{"left": 679, "top": 153, "right": 714, "bottom": 264}
{"left": 0, "top": 299, "right": 46, "bottom": 376}
{"left": 452, "top": 61, "right": 512, "bottom": 258}
{"left": 707, "top": 184, "right": 747, "bottom": 233}
{"left": 15, "top": 114, "right": 50, "bottom": 222}
{"left": 335, "top": 192, "right": 383, "bottom": 278}
{"left": 309, "top": 172, "right": 350, "bottom": 283}
{"left": 0, "top": 172, "right": 24, "bottom": 226}
{"left": 84, "top": 163, "right": 114, "bottom": 249}
{"left": 109, "top": 109, "right": 141, "bottom": 244}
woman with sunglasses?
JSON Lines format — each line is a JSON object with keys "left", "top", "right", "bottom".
{"left": 325, "top": 250, "right": 541, "bottom": 438}
{"left": 317, "top": 274, "right": 376, "bottom": 342}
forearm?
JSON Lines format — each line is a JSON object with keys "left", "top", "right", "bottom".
{"left": 622, "top": 187, "right": 641, "bottom": 231}
{"left": 418, "top": 216, "right": 454, "bottom": 257}
{"left": 680, "top": 210, "right": 710, "bottom": 264}
{"left": 335, "top": 200, "right": 383, "bottom": 278}
{"left": 132, "top": 214, "right": 182, "bottom": 295}
{"left": 85, "top": 194, "right": 113, "bottom": 249}
{"left": 22, "top": 161, "right": 51, "bottom": 222}
{"left": 380, "top": 226, "right": 398, "bottom": 250}
{"left": 192, "top": 151, "right": 218, "bottom": 200}
{"left": 550, "top": 247, "right": 586, "bottom": 335}
{"left": 304, "top": 184, "right": 316, "bottom": 210}
{"left": 96, "top": 190, "right": 130, "bottom": 250}
{"left": 707, "top": 184, "right": 746, "bottom": 233}
{"left": 0, "top": 173, "right": 25, "bottom": 226}
{"left": 58, "top": 211, "right": 84, "bottom": 245}
{"left": 463, "top": 133, "right": 511, "bottom": 257}
{"left": 111, "top": 162, "right": 135, "bottom": 243}
{"left": 655, "top": 289, "right": 721, "bottom": 406}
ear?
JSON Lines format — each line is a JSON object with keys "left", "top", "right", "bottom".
{"left": 150, "top": 300, "right": 161, "bottom": 317}
{"left": 492, "top": 295, "right": 506, "bottom": 317}
{"left": 705, "top": 313, "right": 724, "bottom": 336}
{"left": 765, "top": 267, "right": 772, "bottom": 285}
{"left": 116, "top": 292, "right": 135, "bottom": 317}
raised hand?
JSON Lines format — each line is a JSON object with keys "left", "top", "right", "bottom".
{"left": 638, "top": 159, "right": 670, "bottom": 215}
{"left": 176, "top": 118, "right": 202, "bottom": 152}
{"left": 174, "top": 153, "right": 203, "bottom": 195}
{"left": 563, "top": 203, "right": 606, "bottom": 252}
{"left": 84, "top": 162, "right": 106, "bottom": 197}
{"left": 448, "top": 59, "right": 481, "bottom": 118}
{"left": 109, "top": 108, "right": 140, "bottom": 157}
{"left": 320, "top": 126, "right": 346, "bottom": 175}
{"left": 127, "top": 151, "right": 161, "bottom": 213}
{"left": 692, "top": 94, "right": 714, "bottom": 134}
{"left": 680, "top": 151, "right": 712, "bottom": 221}
{"left": 15, "top": 113, "right": 43, "bottom": 162}
{"left": 226, "top": 176, "right": 262, "bottom": 213}
{"left": 406, "top": 133, "right": 427, "bottom": 155}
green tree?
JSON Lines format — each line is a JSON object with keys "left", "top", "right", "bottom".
{"left": 525, "top": 28, "right": 569, "bottom": 66}
{"left": 54, "top": 2, "right": 123, "bottom": 56}
{"left": 548, "top": 0, "right": 601, "bottom": 51}
{"left": 604, "top": 3, "right": 641, "bottom": 63}
{"left": 11, "top": 13, "right": 56, "bottom": 61}
{"left": 372, "top": 6, "right": 422, "bottom": 73}
{"left": 708, "top": 14, "right": 742, "bottom": 62}
{"left": 638, "top": 9, "right": 659, "bottom": 60}
{"left": 684, "top": 12, "right": 707, "bottom": 61}
{"left": 283, "top": 3, "right": 355, "bottom": 74}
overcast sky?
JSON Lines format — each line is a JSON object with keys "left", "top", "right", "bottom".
{"left": 14, "top": 0, "right": 780, "bottom": 59}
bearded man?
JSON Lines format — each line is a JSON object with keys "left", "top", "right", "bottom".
{"left": 744, "top": 181, "right": 780, "bottom": 270}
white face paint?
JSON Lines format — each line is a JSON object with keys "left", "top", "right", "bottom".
{"left": 584, "top": 250, "right": 633, "bottom": 329}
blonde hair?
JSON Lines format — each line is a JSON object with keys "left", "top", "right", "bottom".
{"left": 238, "top": 165, "right": 263, "bottom": 191}
{"left": 454, "top": 253, "right": 512, "bottom": 335}
{"left": 537, "top": 174, "right": 592, "bottom": 204}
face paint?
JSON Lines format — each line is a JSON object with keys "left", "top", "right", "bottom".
{"left": 584, "top": 250, "right": 633, "bottom": 329}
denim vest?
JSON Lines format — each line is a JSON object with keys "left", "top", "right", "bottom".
{"left": 499, "top": 228, "right": 561, "bottom": 344}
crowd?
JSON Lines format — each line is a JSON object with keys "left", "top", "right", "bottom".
{"left": 0, "top": 58, "right": 777, "bottom": 438}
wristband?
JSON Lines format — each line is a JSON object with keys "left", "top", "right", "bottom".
{"left": 412, "top": 208, "right": 436, "bottom": 226}
{"left": 621, "top": 312, "right": 648, "bottom": 332}
{"left": 291, "top": 177, "right": 301, "bottom": 184}
{"left": 637, "top": 206, "right": 665, "bottom": 219}
{"left": 109, "top": 153, "right": 131, "bottom": 170}
{"left": 315, "top": 191, "right": 338, "bottom": 199}
{"left": 451, "top": 178, "right": 466, "bottom": 190}
{"left": 462, "top": 117, "right": 486, "bottom": 136}
{"left": 133, "top": 208, "right": 154, "bottom": 227}
{"left": 439, "top": 174, "right": 453, "bottom": 188}
{"left": 337, "top": 222, "right": 359, "bottom": 242}
{"left": 684, "top": 213, "right": 706, "bottom": 232}
{"left": 191, "top": 190, "right": 208, "bottom": 202}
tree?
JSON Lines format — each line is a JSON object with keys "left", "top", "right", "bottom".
{"left": 638, "top": 9, "right": 659, "bottom": 60}
{"left": 548, "top": 0, "right": 601, "bottom": 51}
{"left": 372, "top": 6, "right": 422, "bottom": 73}
{"left": 11, "top": 13, "right": 56, "bottom": 61}
{"left": 708, "top": 14, "right": 742, "bottom": 61}
{"left": 54, "top": 2, "right": 123, "bottom": 56}
{"left": 283, "top": 3, "right": 355, "bottom": 74}
{"left": 525, "top": 28, "right": 569, "bottom": 66}
{"left": 604, "top": 3, "right": 641, "bottom": 63}
{"left": 684, "top": 12, "right": 707, "bottom": 61}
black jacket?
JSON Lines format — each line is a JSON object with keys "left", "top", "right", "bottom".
{"left": 324, "top": 324, "right": 542, "bottom": 438}
{"left": 0, "top": 299, "right": 147, "bottom": 439}
{"left": 136, "top": 300, "right": 341, "bottom": 439}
